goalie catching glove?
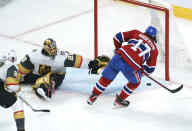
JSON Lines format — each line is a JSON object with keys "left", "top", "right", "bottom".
{"left": 88, "top": 55, "right": 110, "bottom": 74}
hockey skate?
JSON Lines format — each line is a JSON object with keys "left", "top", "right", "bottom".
{"left": 113, "top": 94, "right": 130, "bottom": 109}
{"left": 87, "top": 93, "right": 98, "bottom": 105}
{"left": 18, "top": 128, "right": 25, "bottom": 131}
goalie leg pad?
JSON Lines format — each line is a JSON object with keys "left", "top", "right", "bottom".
{"left": 32, "top": 82, "right": 51, "bottom": 98}
{"left": 32, "top": 72, "right": 65, "bottom": 99}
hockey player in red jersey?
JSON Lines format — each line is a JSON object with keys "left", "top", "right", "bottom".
{"left": 0, "top": 50, "right": 25, "bottom": 131}
{"left": 87, "top": 26, "right": 158, "bottom": 108}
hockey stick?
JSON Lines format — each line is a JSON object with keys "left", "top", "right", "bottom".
{"left": 144, "top": 72, "right": 183, "bottom": 93}
{"left": 19, "top": 96, "right": 50, "bottom": 112}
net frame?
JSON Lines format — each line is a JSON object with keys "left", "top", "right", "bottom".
{"left": 94, "top": 0, "right": 170, "bottom": 81}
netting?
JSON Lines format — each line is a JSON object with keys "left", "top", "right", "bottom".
{"left": 96, "top": 0, "right": 192, "bottom": 81}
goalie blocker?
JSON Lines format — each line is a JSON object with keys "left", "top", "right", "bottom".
{"left": 88, "top": 55, "right": 110, "bottom": 74}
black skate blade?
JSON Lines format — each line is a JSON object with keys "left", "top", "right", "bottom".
{"left": 87, "top": 100, "right": 93, "bottom": 105}
{"left": 112, "top": 102, "right": 129, "bottom": 109}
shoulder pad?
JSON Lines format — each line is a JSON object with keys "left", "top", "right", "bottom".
{"left": 20, "top": 55, "right": 34, "bottom": 70}
{"left": 7, "top": 65, "right": 18, "bottom": 78}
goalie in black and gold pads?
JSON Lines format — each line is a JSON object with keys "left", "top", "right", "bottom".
{"left": 0, "top": 50, "right": 25, "bottom": 131}
{"left": 17, "top": 38, "right": 110, "bottom": 100}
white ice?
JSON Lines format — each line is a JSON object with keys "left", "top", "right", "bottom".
{"left": 0, "top": 0, "right": 192, "bottom": 131}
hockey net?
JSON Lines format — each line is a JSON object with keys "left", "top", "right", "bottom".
{"left": 94, "top": 0, "right": 192, "bottom": 81}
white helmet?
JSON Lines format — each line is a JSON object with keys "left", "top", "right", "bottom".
{"left": 7, "top": 50, "right": 17, "bottom": 62}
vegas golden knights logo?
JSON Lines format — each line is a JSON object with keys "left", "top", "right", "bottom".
{"left": 38, "top": 64, "right": 51, "bottom": 75}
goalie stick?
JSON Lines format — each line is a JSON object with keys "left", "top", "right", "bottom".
{"left": 144, "top": 72, "right": 183, "bottom": 93}
{"left": 19, "top": 96, "right": 50, "bottom": 112}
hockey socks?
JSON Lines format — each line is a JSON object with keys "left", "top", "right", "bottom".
{"left": 14, "top": 110, "right": 25, "bottom": 131}
{"left": 92, "top": 76, "right": 112, "bottom": 96}
{"left": 88, "top": 76, "right": 112, "bottom": 105}
{"left": 119, "top": 82, "right": 140, "bottom": 100}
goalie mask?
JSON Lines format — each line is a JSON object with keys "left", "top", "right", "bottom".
{"left": 43, "top": 38, "right": 57, "bottom": 56}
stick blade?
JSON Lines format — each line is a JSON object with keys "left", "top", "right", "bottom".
{"left": 170, "top": 84, "right": 183, "bottom": 93}
{"left": 33, "top": 109, "right": 50, "bottom": 112}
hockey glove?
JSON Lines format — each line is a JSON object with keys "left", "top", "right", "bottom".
{"left": 88, "top": 55, "right": 110, "bottom": 74}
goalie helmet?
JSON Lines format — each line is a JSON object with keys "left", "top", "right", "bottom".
{"left": 7, "top": 49, "right": 17, "bottom": 62}
{"left": 43, "top": 38, "right": 57, "bottom": 56}
{"left": 145, "top": 26, "right": 157, "bottom": 38}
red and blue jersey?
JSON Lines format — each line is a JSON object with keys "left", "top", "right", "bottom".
{"left": 113, "top": 29, "right": 158, "bottom": 75}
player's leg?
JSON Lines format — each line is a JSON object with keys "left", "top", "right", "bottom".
{"left": 0, "top": 82, "right": 25, "bottom": 131}
{"left": 114, "top": 64, "right": 142, "bottom": 107}
{"left": 87, "top": 54, "right": 121, "bottom": 105}
{"left": 12, "top": 98, "right": 25, "bottom": 131}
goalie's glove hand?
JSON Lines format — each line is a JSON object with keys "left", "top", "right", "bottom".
{"left": 88, "top": 55, "right": 110, "bottom": 74}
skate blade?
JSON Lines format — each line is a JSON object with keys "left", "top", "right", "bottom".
{"left": 112, "top": 103, "right": 128, "bottom": 109}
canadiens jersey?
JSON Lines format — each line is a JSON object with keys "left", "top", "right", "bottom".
{"left": 113, "top": 29, "right": 158, "bottom": 74}
{"left": 17, "top": 48, "right": 86, "bottom": 76}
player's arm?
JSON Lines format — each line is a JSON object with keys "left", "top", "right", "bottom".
{"left": 17, "top": 55, "right": 34, "bottom": 76}
{"left": 64, "top": 53, "right": 85, "bottom": 68}
{"left": 142, "top": 51, "right": 158, "bottom": 75}
{"left": 5, "top": 65, "right": 22, "bottom": 93}
{"left": 64, "top": 53, "right": 110, "bottom": 74}
{"left": 113, "top": 30, "right": 136, "bottom": 50}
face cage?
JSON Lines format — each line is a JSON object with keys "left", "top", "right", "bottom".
{"left": 45, "top": 47, "right": 57, "bottom": 56}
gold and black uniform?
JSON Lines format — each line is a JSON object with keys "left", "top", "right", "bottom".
{"left": 18, "top": 44, "right": 110, "bottom": 99}
{"left": 0, "top": 60, "right": 24, "bottom": 131}
{"left": 17, "top": 48, "right": 89, "bottom": 98}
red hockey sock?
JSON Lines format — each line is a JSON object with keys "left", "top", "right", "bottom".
{"left": 92, "top": 76, "right": 112, "bottom": 96}
{"left": 119, "top": 82, "right": 140, "bottom": 100}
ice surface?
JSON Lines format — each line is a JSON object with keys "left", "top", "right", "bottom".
{"left": 0, "top": 0, "right": 192, "bottom": 131}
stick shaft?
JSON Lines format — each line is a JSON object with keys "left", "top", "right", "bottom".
{"left": 19, "top": 96, "right": 50, "bottom": 112}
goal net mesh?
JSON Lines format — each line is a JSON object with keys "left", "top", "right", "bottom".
{"left": 96, "top": 0, "right": 192, "bottom": 82}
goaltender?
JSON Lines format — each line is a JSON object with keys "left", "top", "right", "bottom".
{"left": 17, "top": 38, "right": 110, "bottom": 100}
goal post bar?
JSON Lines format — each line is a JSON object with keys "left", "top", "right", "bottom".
{"left": 94, "top": 0, "right": 170, "bottom": 81}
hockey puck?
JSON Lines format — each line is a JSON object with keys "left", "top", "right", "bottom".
{"left": 147, "top": 83, "right": 151, "bottom": 86}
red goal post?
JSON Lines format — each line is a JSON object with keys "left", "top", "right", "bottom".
{"left": 94, "top": 0, "right": 170, "bottom": 81}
